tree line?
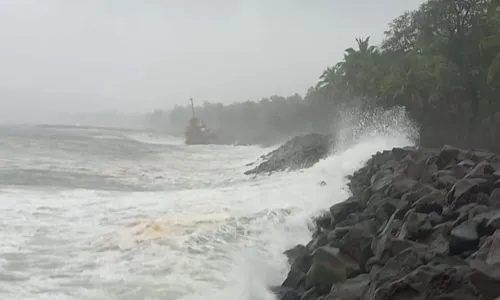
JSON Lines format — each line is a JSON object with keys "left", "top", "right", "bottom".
{"left": 148, "top": 0, "right": 500, "bottom": 150}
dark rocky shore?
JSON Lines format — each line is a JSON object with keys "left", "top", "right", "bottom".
{"left": 272, "top": 145, "right": 500, "bottom": 300}
{"left": 244, "top": 133, "right": 333, "bottom": 175}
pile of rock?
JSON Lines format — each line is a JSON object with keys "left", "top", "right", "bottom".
{"left": 273, "top": 145, "right": 500, "bottom": 300}
{"left": 244, "top": 133, "right": 333, "bottom": 175}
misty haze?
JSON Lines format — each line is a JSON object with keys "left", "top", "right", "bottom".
{"left": 1, "top": 0, "right": 500, "bottom": 300}
{"left": 1, "top": 0, "right": 422, "bottom": 124}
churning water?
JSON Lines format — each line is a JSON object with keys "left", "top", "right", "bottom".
{"left": 0, "top": 110, "right": 417, "bottom": 299}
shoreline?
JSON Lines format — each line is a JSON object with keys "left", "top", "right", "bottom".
{"left": 272, "top": 145, "right": 500, "bottom": 300}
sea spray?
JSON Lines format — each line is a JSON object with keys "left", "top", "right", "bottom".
{"left": 190, "top": 106, "right": 420, "bottom": 300}
{"left": 332, "top": 105, "right": 420, "bottom": 152}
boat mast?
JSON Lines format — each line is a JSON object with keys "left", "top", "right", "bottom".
{"left": 190, "top": 97, "right": 196, "bottom": 118}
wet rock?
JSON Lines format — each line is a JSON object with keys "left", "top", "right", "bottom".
{"left": 314, "top": 211, "right": 332, "bottom": 229}
{"left": 459, "top": 158, "right": 476, "bottom": 168}
{"left": 326, "top": 274, "right": 369, "bottom": 300}
{"left": 398, "top": 210, "right": 433, "bottom": 240}
{"left": 299, "top": 287, "right": 319, "bottom": 300}
{"left": 400, "top": 185, "right": 437, "bottom": 205}
{"left": 428, "top": 211, "right": 444, "bottom": 225}
{"left": 306, "top": 232, "right": 329, "bottom": 252}
{"left": 422, "top": 225, "right": 450, "bottom": 255}
{"left": 284, "top": 244, "right": 309, "bottom": 265}
{"left": 370, "top": 169, "right": 395, "bottom": 193}
{"left": 448, "top": 178, "right": 490, "bottom": 204}
{"left": 436, "top": 145, "right": 461, "bottom": 169}
{"left": 468, "top": 230, "right": 500, "bottom": 279}
{"left": 413, "top": 192, "right": 445, "bottom": 214}
{"left": 305, "top": 246, "right": 360, "bottom": 290}
{"left": 487, "top": 212, "right": 500, "bottom": 230}
{"left": 403, "top": 264, "right": 482, "bottom": 300}
{"left": 282, "top": 249, "right": 313, "bottom": 290}
{"left": 467, "top": 150, "right": 500, "bottom": 163}
{"left": 476, "top": 191, "right": 492, "bottom": 205}
{"left": 455, "top": 204, "right": 490, "bottom": 223}
{"left": 385, "top": 176, "right": 418, "bottom": 198}
{"left": 450, "top": 220, "right": 480, "bottom": 255}
{"left": 357, "top": 217, "right": 383, "bottom": 236}
{"left": 329, "top": 199, "right": 364, "bottom": 225}
{"left": 334, "top": 213, "right": 365, "bottom": 228}
{"left": 391, "top": 147, "right": 415, "bottom": 161}
{"left": 271, "top": 286, "right": 301, "bottom": 300}
{"left": 282, "top": 267, "right": 306, "bottom": 290}
{"left": 377, "top": 211, "right": 403, "bottom": 237}
{"left": 484, "top": 231, "right": 500, "bottom": 266}
{"left": 490, "top": 188, "right": 500, "bottom": 208}
{"left": 326, "top": 226, "right": 351, "bottom": 243}
{"left": 403, "top": 158, "right": 426, "bottom": 181}
{"left": 466, "top": 160, "right": 496, "bottom": 178}
{"left": 369, "top": 150, "right": 394, "bottom": 167}
{"left": 244, "top": 133, "right": 332, "bottom": 175}
{"left": 337, "top": 226, "right": 374, "bottom": 268}
{"left": 434, "top": 163, "right": 468, "bottom": 187}
{"left": 433, "top": 170, "right": 460, "bottom": 190}
{"left": 370, "top": 197, "right": 404, "bottom": 224}
{"left": 467, "top": 269, "right": 500, "bottom": 299}
{"left": 401, "top": 190, "right": 425, "bottom": 205}
{"left": 371, "top": 234, "right": 427, "bottom": 263}
{"left": 364, "top": 247, "right": 434, "bottom": 299}
{"left": 470, "top": 235, "right": 494, "bottom": 261}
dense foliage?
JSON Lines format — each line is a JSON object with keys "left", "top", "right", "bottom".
{"left": 148, "top": 0, "right": 500, "bottom": 149}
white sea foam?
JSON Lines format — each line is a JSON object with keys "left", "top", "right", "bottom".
{"left": 0, "top": 107, "right": 417, "bottom": 299}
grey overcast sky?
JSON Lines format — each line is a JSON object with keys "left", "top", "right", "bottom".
{"left": 0, "top": 0, "right": 425, "bottom": 120}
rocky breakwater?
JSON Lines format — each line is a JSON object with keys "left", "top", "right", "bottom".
{"left": 244, "top": 133, "right": 333, "bottom": 175}
{"left": 273, "top": 145, "right": 500, "bottom": 300}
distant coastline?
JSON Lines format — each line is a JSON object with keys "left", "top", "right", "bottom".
{"left": 35, "top": 123, "right": 151, "bottom": 133}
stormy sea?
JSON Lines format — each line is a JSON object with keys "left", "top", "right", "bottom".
{"left": 0, "top": 114, "right": 416, "bottom": 299}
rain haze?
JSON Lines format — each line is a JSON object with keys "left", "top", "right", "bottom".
{"left": 4, "top": 1, "right": 500, "bottom": 299}
{"left": 0, "top": 0, "right": 424, "bottom": 124}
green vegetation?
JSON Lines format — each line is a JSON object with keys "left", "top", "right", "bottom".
{"left": 149, "top": 0, "right": 500, "bottom": 149}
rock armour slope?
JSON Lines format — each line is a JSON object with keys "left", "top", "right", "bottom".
{"left": 273, "top": 145, "right": 500, "bottom": 300}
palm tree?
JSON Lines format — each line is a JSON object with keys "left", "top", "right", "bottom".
{"left": 340, "top": 37, "right": 379, "bottom": 97}
{"left": 317, "top": 64, "right": 341, "bottom": 90}
{"left": 351, "top": 37, "right": 377, "bottom": 56}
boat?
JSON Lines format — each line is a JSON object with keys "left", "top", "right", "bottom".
{"left": 184, "top": 98, "right": 219, "bottom": 145}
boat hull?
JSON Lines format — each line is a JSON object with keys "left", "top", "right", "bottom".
{"left": 184, "top": 117, "right": 220, "bottom": 145}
